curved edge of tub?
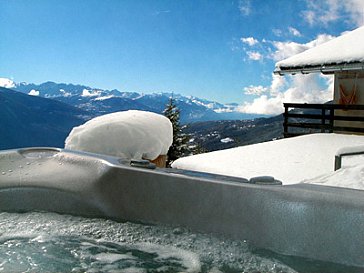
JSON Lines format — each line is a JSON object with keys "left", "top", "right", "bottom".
{"left": 0, "top": 147, "right": 363, "bottom": 268}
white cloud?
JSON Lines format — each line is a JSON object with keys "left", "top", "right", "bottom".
{"left": 271, "top": 41, "right": 308, "bottom": 61}
{"left": 239, "top": 74, "right": 333, "bottom": 115}
{"left": 241, "top": 31, "right": 334, "bottom": 65}
{"left": 284, "top": 74, "right": 332, "bottom": 103}
{"left": 236, "top": 4, "right": 352, "bottom": 116}
{"left": 241, "top": 37, "right": 258, "bottom": 46}
{"left": 247, "top": 51, "right": 263, "bottom": 61}
{"left": 272, "top": 28, "right": 283, "bottom": 37}
{"left": 239, "top": 0, "right": 251, "bottom": 16}
{"left": 0, "top": 77, "right": 15, "bottom": 88}
{"left": 343, "top": 0, "right": 364, "bottom": 26}
{"left": 244, "top": 85, "right": 268, "bottom": 96}
{"left": 302, "top": 10, "right": 315, "bottom": 25}
{"left": 28, "top": 89, "right": 40, "bottom": 96}
{"left": 302, "top": 1, "right": 339, "bottom": 26}
{"left": 288, "top": 27, "right": 302, "bottom": 37}
{"left": 302, "top": 0, "right": 364, "bottom": 27}
{"left": 155, "top": 10, "right": 171, "bottom": 15}
{"left": 270, "top": 33, "right": 334, "bottom": 61}
{"left": 273, "top": 27, "right": 301, "bottom": 38}
{"left": 307, "top": 33, "right": 335, "bottom": 46}
{"left": 270, "top": 74, "right": 286, "bottom": 96}
{"left": 238, "top": 94, "right": 284, "bottom": 115}
{"left": 240, "top": 36, "right": 263, "bottom": 61}
{"left": 239, "top": 34, "right": 336, "bottom": 115}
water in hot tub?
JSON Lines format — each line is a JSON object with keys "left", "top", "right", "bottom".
{"left": 0, "top": 212, "right": 360, "bottom": 273}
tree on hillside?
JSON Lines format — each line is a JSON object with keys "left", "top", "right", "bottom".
{"left": 163, "top": 97, "right": 191, "bottom": 166}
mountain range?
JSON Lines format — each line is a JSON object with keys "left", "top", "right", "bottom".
{"left": 13, "top": 81, "right": 263, "bottom": 123}
{"left": 0, "top": 79, "right": 274, "bottom": 150}
{"left": 0, "top": 87, "right": 87, "bottom": 149}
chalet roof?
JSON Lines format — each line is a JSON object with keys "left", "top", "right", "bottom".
{"left": 274, "top": 26, "right": 364, "bottom": 75}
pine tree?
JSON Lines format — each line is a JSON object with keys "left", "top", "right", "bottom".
{"left": 163, "top": 97, "right": 191, "bottom": 167}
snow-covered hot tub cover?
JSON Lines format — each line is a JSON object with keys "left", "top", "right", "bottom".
{"left": 274, "top": 26, "right": 364, "bottom": 75}
{"left": 65, "top": 110, "right": 173, "bottom": 161}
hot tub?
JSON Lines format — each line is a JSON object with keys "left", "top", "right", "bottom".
{"left": 0, "top": 147, "right": 364, "bottom": 269}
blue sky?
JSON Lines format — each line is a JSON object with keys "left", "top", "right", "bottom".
{"left": 1, "top": 0, "right": 363, "bottom": 113}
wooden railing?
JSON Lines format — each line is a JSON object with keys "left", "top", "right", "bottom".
{"left": 283, "top": 103, "right": 364, "bottom": 137}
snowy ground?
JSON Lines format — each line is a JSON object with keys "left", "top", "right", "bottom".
{"left": 172, "top": 133, "right": 364, "bottom": 190}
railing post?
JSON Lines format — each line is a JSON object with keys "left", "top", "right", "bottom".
{"left": 334, "top": 155, "right": 342, "bottom": 171}
{"left": 321, "top": 107, "right": 326, "bottom": 133}
{"left": 329, "top": 107, "right": 334, "bottom": 133}
{"left": 283, "top": 104, "right": 288, "bottom": 137}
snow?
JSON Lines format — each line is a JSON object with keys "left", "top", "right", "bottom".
{"left": 28, "top": 89, "right": 40, "bottom": 96}
{"left": 0, "top": 78, "right": 15, "bottom": 88}
{"left": 65, "top": 110, "right": 173, "bottom": 160}
{"left": 59, "top": 89, "right": 72, "bottom": 97}
{"left": 336, "top": 145, "right": 364, "bottom": 156}
{"left": 94, "top": 95, "right": 115, "bottom": 101}
{"left": 302, "top": 164, "right": 364, "bottom": 191}
{"left": 275, "top": 26, "right": 364, "bottom": 70}
{"left": 81, "top": 89, "right": 101, "bottom": 97}
{"left": 220, "top": 137, "right": 234, "bottom": 143}
{"left": 172, "top": 133, "right": 364, "bottom": 189}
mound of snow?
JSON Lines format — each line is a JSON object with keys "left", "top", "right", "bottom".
{"left": 65, "top": 110, "right": 172, "bottom": 160}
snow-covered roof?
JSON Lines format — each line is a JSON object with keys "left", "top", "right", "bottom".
{"left": 274, "top": 26, "right": 364, "bottom": 75}
{"left": 172, "top": 133, "right": 364, "bottom": 189}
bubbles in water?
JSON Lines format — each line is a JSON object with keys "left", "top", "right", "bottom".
{"left": 0, "top": 235, "right": 200, "bottom": 273}
{"left": 0, "top": 212, "right": 298, "bottom": 273}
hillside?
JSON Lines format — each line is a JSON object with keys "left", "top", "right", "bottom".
{"left": 0, "top": 87, "right": 88, "bottom": 149}
{"left": 185, "top": 114, "right": 284, "bottom": 152}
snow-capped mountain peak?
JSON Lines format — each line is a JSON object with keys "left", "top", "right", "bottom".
{"left": 8, "top": 80, "right": 263, "bottom": 123}
{"left": 81, "top": 89, "right": 102, "bottom": 97}
{"left": 0, "top": 78, "right": 16, "bottom": 88}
